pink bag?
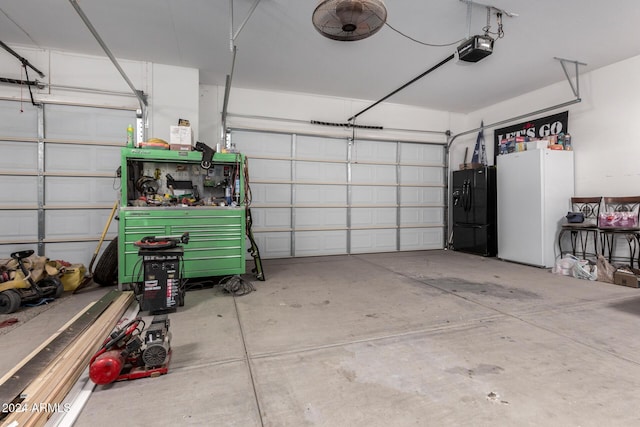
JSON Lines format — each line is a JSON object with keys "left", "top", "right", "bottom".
{"left": 598, "top": 212, "right": 638, "bottom": 228}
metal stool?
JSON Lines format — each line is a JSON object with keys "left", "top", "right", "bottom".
{"left": 598, "top": 196, "right": 640, "bottom": 267}
{"left": 558, "top": 197, "right": 601, "bottom": 260}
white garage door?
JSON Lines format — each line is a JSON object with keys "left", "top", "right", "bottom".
{"left": 231, "top": 129, "right": 445, "bottom": 259}
{"left": 0, "top": 99, "right": 135, "bottom": 267}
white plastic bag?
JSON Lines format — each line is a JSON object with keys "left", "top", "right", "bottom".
{"left": 552, "top": 254, "right": 579, "bottom": 276}
{"left": 572, "top": 259, "right": 598, "bottom": 281}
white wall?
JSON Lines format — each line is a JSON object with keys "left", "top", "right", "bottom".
{"left": 151, "top": 64, "right": 199, "bottom": 141}
{"left": 0, "top": 47, "right": 144, "bottom": 109}
{"left": 199, "top": 84, "right": 222, "bottom": 147}
{"left": 0, "top": 46, "right": 199, "bottom": 142}
{"left": 457, "top": 54, "right": 640, "bottom": 197}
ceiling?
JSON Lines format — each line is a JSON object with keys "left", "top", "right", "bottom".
{"left": 1, "top": 0, "right": 639, "bottom": 115}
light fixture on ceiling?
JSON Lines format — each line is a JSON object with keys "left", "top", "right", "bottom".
{"left": 312, "top": 0, "right": 387, "bottom": 41}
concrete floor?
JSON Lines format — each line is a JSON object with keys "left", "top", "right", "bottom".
{"left": 3, "top": 250, "right": 640, "bottom": 426}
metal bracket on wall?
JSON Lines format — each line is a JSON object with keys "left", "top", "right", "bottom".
{"left": 446, "top": 57, "right": 587, "bottom": 151}
{"left": 229, "top": 0, "right": 262, "bottom": 51}
{"left": 554, "top": 57, "right": 588, "bottom": 99}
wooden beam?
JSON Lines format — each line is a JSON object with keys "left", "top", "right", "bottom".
{"left": 0, "top": 302, "right": 95, "bottom": 386}
{"left": 1, "top": 291, "right": 134, "bottom": 426}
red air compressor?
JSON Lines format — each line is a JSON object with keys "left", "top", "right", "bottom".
{"left": 89, "top": 315, "right": 171, "bottom": 385}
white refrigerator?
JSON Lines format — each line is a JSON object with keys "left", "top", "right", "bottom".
{"left": 497, "top": 149, "right": 574, "bottom": 268}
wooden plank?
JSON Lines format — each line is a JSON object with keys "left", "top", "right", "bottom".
{"left": 0, "top": 290, "right": 120, "bottom": 408}
{"left": 2, "top": 292, "right": 134, "bottom": 426}
{"left": 46, "top": 302, "right": 140, "bottom": 427}
{"left": 0, "top": 302, "right": 95, "bottom": 386}
{"left": 25, "top": 297, "right": 131, "bottom": 426}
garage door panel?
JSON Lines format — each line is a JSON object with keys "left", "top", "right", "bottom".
{"left": 400, "top": 166, "right": 443, "bottom": 185}
{"left": 250, "top": 208, "right": 291, "bottom": 228}
{"left": 296, "top": 161, "right": 345, "bottom": 183}
{"left": 45, "top": 144, "right": 120, "bottom": 174}
{"left": 250, "top": 159, "right": 291, "bottom": 181}
{"left": 294, "top": 185, "right": 346, "bottom": 205}
{"left": 0, "top": 176, "right": 37, "bottom": 205}
{"left": 45, "top": 209, "right": 116, "bottom": 239}
{"left": 0, "top": 211, "right": 38, "bottom": 241}
{"left": 295, "top": 231, "right": 346, "bottom": 256}
{"left": 45, "top": 177, "right": 117, "bottom": 205}
{"left": 400, "top": 143, "right": 444, "bottom": 164}
{"left": 351, "top": 229, "right": 397, "bottom": 253}
{"left": 1, "top": 244, "right": 37, "bottom": 257}
{"left": 232, "top": 129, "right": 445, "bottom": 258}
{"left": 250, "top": 232, "right": 291, "bottom": 258}
{"left": 400, "top": 228, "right": 443, "bottom": 250}
{"left": 250, "top": 183, "right": 291, "bottom": 205}
{"left": 0, "top": 102, "right": 135, "bottom": 268}
{"left": 0, "top": 100, "right": 38, "bottom": 138}
{"left": 295, "top": 208, "right": 346, "bottom": 228}
{"left": 45, "top": 104, "right": 135, "bottom": 142}
{"left": 351, "top": 186, "right": 396, "bottom": 205}
{"left": 352, "top": 164, "right": 395, "bottom": 184}
{"left": 44, "top": 242, "right": 97, "bottom": 267}
{"left": 233, "top": 131, "right": 291, "bottom": 157}
{"left": 296, "top": 135, "right": 346, "bottom": 161}
{"left": 351, "top": 207, "right": 396, "bottom": 227}
{"left": 401, "top": 207, "right": 443, "bottom": 226}
{"left": 0, "top": 141, "right": 38, "bottom": 171}
{"left": 401, "top": 187, "right": 444, "bottom": 205}
{"left": 352, "top": 139, "right": 396, "bottom": 162}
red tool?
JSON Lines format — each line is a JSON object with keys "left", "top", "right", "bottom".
{"left": 89, "top": 315, "right": 171, "bottom": 385}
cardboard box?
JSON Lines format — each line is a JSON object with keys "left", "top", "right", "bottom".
{"left": 526, "top": 140, "right": 549, "bottom": 150}
{"left": 613, "top": 269, "right": 640, "bottom": 288}
{"left": 170, "top": 143, "right": 192, "bottom": 151}
{"left": 459, "top": 162, "right": 483, "bottom": 170}
{"left": 169, "top": 125, "right": 192, "bottom": 151}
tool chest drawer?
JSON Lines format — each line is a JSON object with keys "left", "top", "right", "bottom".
{"left": 119, "top": 207, "right": 245, "bottom": 284}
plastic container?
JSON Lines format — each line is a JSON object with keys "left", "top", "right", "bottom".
{"left": 225, "top": 186, "right": 232, "bottom": 205}
{"left": 233, "top": 177, "right": 240, "bottom": 202}
{"left": 564, "top": 133, "right": 572, "bottom": 150}
{"left": 127, "top": 124, "right": 135, "bottom": 147}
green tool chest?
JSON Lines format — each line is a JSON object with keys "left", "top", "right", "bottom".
{"left": 118, "top": 147, "right": 246, "bottom": 285}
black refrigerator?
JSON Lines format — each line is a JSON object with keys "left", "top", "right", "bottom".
{"left": 451, "top": 166, "right": 497, "bottom": 256}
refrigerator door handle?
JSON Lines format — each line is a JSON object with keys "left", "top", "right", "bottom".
{"left": 453, "top": 190, "right": 461, "bottom": 206}
{"left": 462, "top": 180, "right": 472, "bottom": 212}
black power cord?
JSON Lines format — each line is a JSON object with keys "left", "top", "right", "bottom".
{"left": 219, "top": 275, "right": 255, "bottom": 296}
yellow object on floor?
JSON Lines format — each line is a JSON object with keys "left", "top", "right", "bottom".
{"left": 59, "top": 263, "right": 87, "bottom": 291}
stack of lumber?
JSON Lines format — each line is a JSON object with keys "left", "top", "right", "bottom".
{"left": 1, "top": 290, "right": 134, "bottom": 427}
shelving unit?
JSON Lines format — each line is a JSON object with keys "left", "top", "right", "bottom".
{"left": 117, "top": 147, "right": 246, "bottom": 286}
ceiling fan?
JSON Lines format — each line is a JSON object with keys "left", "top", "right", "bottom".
{"left": 312, "top": 0, "right": 387, "bottom": 41}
